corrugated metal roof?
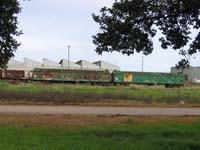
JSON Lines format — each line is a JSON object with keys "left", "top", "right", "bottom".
{"left": 76, "top": 60, "right": 99, "bottom": 70}
{"left": 59, "top": 59, "right": 81, "bottom": 69}
{"left": 43, "top": 58, "right": 62, "bottom": 68}
{"left": 93, "top": 60, "right": 120, "bottom": 71}
{"left": 23, "top": 57, "right": 43, "bottom": 69}
{"left": 7, "top": 59, "right": 23, "bottom": 67}
{"left": 6, "top": 58, "right": 121, "bottom": 71}
{"left": 7, "top": 59, "right": 32, "bottom": 70}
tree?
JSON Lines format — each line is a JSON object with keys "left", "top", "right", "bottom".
{"left": 0, "top": 0, "right": 22, "bottom": 69}
{"left": 176, "top": 59, "right": 189, "bottom": 72}
{"left": 92, "top": 0, "right": 200, "bottom": 67}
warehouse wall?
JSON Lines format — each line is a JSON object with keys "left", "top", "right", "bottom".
{"left": 171, "top": 67, "right": 200, "bottom": 83}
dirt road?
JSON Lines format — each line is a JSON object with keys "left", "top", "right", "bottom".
{"left": 0, "top": 105, "right": 200, "bottom": 116}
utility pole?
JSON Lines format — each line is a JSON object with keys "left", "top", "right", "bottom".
{"left": 141, "top": 56, "right": 144, "bottom": 72}
{"left": 68, "top": 45, "right": 70, "bottom": 69}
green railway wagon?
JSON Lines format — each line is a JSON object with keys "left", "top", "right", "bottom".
{"left": 113, "top": 71, "right": 185, "bottom": 87}
{"left": 32, "top": 68, "right": 112, "bottom": 83}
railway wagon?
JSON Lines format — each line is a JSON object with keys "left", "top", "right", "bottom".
{"left": 113, "top": 71, "right": 185, "bottom": 87}
{"left": 32, "top": 68, "right": 112, "bottom": 83}
{"left": 1, "top": 70, "right": 25, "bottom": 79}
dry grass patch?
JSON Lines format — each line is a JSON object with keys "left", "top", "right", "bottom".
{"left": 0, "top": 114, "right": 199, "bottom": 127}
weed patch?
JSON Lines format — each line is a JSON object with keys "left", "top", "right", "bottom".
{"left": 0, "top": 83, "right": 200, "bottom": 104}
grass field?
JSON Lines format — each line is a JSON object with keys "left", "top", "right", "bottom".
{"left": 0, "top": 115, "right": 200, "bottom": 150}
{"left": 1, "top": 80, "right": 199, "bottom": 150}
{"left": 0, "top": 80, "right": 200, "bottom": 105}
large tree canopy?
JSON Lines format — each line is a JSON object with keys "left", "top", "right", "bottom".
{"left": 93, "top": 0, "right": 200, "bottom": 66}
{"left": 0, "top": 0, "right": 22, "bottom": 69}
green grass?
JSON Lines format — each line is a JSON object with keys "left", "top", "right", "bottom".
{"left": 1, "top": 81, "right": 200, "bottom": 103}
{"left": 0, "top": 121, "right": 200, "bottom": 150}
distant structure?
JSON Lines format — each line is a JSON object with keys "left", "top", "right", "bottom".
{"left": 43, "top": 58, "right": 62, "bottom": 69}
{"left": 93, "top": 60, "right": 120, "bottom": 72}
{"left": 171, "top": 66, "right": 200, "bottom": 83}
{"left": 76, "top": 60, "right": 100, "bottom": 70}
{"left": 24, "top": 57, "right": 43, "bottom": 69}
{"left": 7, "top": 59, "right": 24, "bottom": 70}
{"left": 6, "top": 58, "right": 120, "bottom": 72}
{"left": 59, "top": 59, "right": 81, "bottom": 70}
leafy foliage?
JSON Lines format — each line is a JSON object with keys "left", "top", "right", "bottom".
{"left": 176, "top": 59, "right": 189, "bottom": 72}
{"left": 93, "top": 0, "right": 200, "bottom": 66}
{"left": 0, "top": 0, "right": 22, "bottom": 69}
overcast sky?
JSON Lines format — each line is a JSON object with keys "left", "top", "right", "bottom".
{"left": 14, "top": 0, "right": 199, "bottom": 72}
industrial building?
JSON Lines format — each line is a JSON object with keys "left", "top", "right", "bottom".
{"left": 76, "top": 60, "right": 100, "bottom": 70}
{"left": 43, "top": 58, "right": 62, "bottom": 69}
{"left": 24, "top": 57, "right": 43, "bottom": 69}
{"left": 93, "top": 60, "right": 120, "bottom": 72}
{"left": 171, "top": 66, "right": 200, "bottom": 83}
{"left": 7, "top": 59, "right": 24, "bottom": 70}
{"left": 59, "top": 59, "right": 81, "bottom": 69}
{"left": 6, "top": 58, "right": 120, "bottom": 72}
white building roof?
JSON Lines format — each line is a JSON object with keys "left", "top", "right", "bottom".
{"left": 6, "top": 59, "right": 25, "bottom": 70}
{"left": 6, "top": 59, "right": 33, "bottom": 70}
{"left": 93, "top": 60, "right": 120, "bottom": 71}
{"left": 24, "top": 57, "right": 43, "bottom": 69}
{"left": 76, "top": 60, "right": 99, "bottom": 70}
{"left": 43, "top": 58, "right": 62, "bottom": 69}
{"left": 59, "top": 59, "right": 81, "bottom": 69}
{"left": 7, "top": 59, "right": 23, "bottom": 67}
{"left": 5, "top": 58, "right": 121, "bottom": 71}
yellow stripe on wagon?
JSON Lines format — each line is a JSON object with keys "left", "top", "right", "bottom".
{"left": 124, "top": 73, "right": 133, "bottom": 82}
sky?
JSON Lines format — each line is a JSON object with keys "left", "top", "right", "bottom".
{"left": 14, "top": 0, "right": 199, "bottom": 72}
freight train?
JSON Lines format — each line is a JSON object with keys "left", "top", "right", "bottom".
{"left": 0, "top": 68, "right": 185, "bottom": 87}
